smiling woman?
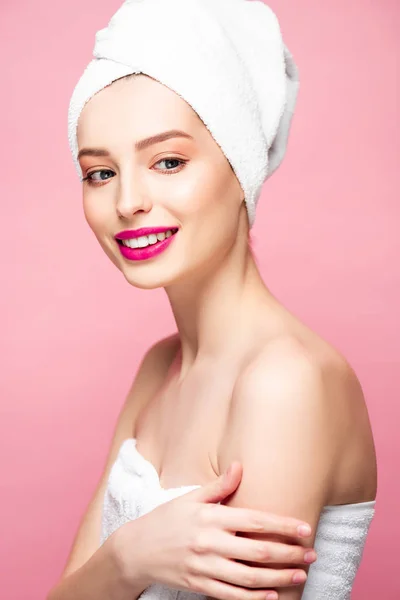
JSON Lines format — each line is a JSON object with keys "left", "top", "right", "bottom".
{"left": 75, "top": 73, "right": 249, "bottom": 291}
{"left": 47, "top": 1, "right": 377, "bottom": 600}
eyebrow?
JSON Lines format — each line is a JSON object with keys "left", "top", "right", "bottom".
{"left": 77, "top": 129, "right": 194, "bottom": 161}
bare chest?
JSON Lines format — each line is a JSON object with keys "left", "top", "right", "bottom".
{"left": 134, "top": 362, "right": 238, "bottom": 488}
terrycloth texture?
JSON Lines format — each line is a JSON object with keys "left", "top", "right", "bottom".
{"left": 101, "top": 438, "right": 376, "bottom": 600}
{"left": 67, "top": 0, "right": 300, "bottom": 227}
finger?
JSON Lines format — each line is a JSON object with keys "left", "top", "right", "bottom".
{"left": 193, "top": 554, "right": 307, "bottom": 589}
{"left": 203, "top": 504, "right": 312, "bottom": 539}
{"left": 206, "top": 530, "right": 317, "bottom": 565}
{"left": 189, "top": 462, "right": 243, "bottom": 504}
{"left": 193, "top": 576, "right": 279, "bottom": 600}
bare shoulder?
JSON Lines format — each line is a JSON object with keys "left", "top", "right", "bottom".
{"left": 142, "top": 332, "right": 181, "bottom": 368}
{"left": 119, "top": 332, "right": 181, "bottom": 436}
{"left": 134, "top": 332, "right": 181, "bottom": 386}
{"left": 229, "top": 335, "right": 342, "bottom": 448}
{"left": 220, "top": 333, "right": 376, "bottom": 505}
{"left": 236, "top": 333, "right": 368, "bottom": 416}
{"left": 234, "top": 333, "right": 352, "bottom": 407}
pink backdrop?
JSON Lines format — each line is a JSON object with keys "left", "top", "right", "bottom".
{"left": 1, "top": 1, "right": 398, "bottom": 598}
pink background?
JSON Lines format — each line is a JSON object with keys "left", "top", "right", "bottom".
{"left": 1, "top": 1, "right": 398, "bottom": 598}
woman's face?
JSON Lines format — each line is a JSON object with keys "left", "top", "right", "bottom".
{"left": 77, "top": 74, "right": 247, "bottom": 289}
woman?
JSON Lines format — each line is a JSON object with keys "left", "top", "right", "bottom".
{"left": 49, "top": 1, "right": 377, "bottom": 599}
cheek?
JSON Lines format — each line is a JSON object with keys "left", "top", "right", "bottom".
{"left": 175, "top": 170, "right": 241, "bottom": 266}
{"left": 166, "top": 164, "right": 237, "bottom": 221}
{"left": 83, "top": 195, "right": 121, "bottom": 268}
{"left": 83, "top": 193, "right": 110, "bottom": 233}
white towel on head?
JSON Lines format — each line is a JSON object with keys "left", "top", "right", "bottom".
{"left": 68, "top": 0, "right": 300, "bottom": 227}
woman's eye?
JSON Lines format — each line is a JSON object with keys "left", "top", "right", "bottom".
{"left": 82, "top": 158, "right": 187, "bottom": 186}
{"left": 153, "top": 158, "right": 187, "bottom": 173}
{"left": 83, "top": 170, "right": 114, "bottom": 185}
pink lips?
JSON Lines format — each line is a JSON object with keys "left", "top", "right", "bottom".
{"left": 115, "top": 227, "right": 178, "bottom": 262}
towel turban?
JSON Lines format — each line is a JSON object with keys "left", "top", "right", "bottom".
{"left": 68, "top": 0, "right": 300, "bottom": 227}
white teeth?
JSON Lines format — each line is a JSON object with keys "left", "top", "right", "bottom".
{"left": 137, "top": 236, "right": 148, "bottom": 248}
{"left": 121, "top": 229, "right": 176, "bottom": 248}
{"left": 123, "top": 238, "right": 138, "bottom": 248}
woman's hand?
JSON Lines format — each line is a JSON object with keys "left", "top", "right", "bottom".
{"left": 114, "top": 462, "right": 316, "bottom": 600}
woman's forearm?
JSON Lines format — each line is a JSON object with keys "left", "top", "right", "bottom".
{"left": 46, "top": 531, "right": 147, "bottom": 600}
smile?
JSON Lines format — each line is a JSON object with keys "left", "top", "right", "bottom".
{"left": 119, "top": 229, "right": 176, "bottom": 249}
{"left": 115, "top": 228, "right": 179, "bottom": 262}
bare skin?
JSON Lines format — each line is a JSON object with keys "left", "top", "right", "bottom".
{"left": 134, "top": 314, "right": 377, "bottom": 509}
{"left": 132, "top": 316, "right": 377, "bottom": 600}
{"left": 76, "top": 72, "right": 377, "bottom": 600}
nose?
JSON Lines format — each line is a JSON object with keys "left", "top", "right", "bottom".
{"left": 115, "top": 181, "right": 152, "bottom": 220}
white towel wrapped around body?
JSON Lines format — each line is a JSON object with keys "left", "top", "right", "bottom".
{"left": 101, "top": 439, "right": 376, "bottom": 600}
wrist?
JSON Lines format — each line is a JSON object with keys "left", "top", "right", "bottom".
{"left": 112, "top": 520, "right": 152, "bottom": 592}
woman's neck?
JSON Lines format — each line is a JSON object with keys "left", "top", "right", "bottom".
{"left": 164, "top": 247, "right": 280, "bottom": 380}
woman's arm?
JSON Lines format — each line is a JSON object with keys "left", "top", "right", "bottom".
{"left": 216, "top": 339, "right": 343, "bottom": 600}
{"left": 47, "top": 527, "right": 146, "bottom": 600}
{"left": 47, "top": 334, "right": 180, "bottom": 598}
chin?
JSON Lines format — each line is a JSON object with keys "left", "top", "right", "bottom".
{"left": 120, "top": 265, "right": 184, "bottom": 290}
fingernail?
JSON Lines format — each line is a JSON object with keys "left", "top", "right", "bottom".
{"left": 266, "top": 593, "right": 278, "bottom": 599}
{"left": 292, "top": 571, "right": 307, "bottom": 584}
{"left": 304, "top": 550, "right": 317, "bottom": 563}
{"left": 297, "top": 524, "right": 311, "bottom": 537}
